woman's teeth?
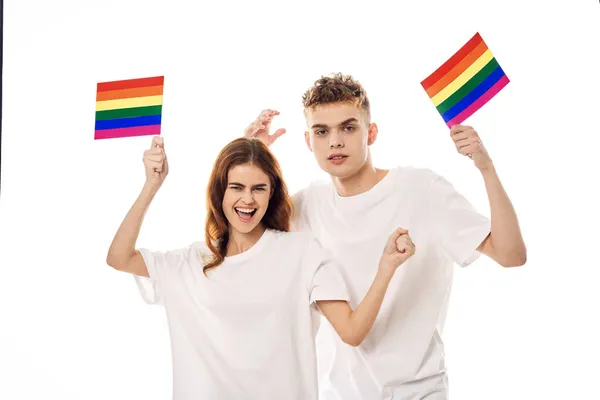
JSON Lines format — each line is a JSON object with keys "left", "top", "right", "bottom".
{"left": 235, "top": 207, "right": 257, "bottom": 219}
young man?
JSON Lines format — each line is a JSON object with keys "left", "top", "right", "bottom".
{"left": 244, "top": 73, "right": 526, "bottom": 400}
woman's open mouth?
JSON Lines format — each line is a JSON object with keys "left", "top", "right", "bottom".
{"left": 235, "top": 207, "right": 257, "bottom": 222}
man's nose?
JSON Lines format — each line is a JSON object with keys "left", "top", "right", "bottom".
{"left": 329, "top": 131, "right": 344, "bottom": 148}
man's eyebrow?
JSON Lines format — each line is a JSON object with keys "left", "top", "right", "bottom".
{"left": 339, "top": 118, "right": 358, "bottom": 126}
{"left": 310, "top": 118, "right": 358, "bottom": 130}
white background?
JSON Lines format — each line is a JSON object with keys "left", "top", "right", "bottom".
{"left": 1, "top": 0, "right": 599, "bottom": 399}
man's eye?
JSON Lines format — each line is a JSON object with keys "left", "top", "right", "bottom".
{"left": 344, "top": 126, "right": 355, "bottom": 131}
{"left": 316, "top": 130, "right": 327, "bottom": 136}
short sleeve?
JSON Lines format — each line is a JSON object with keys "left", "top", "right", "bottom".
{"left": 428, "top": 175, "right": 491, "bottom": 267}
{"left": 134, "top": 275, "right": 164, "bottom": 305}
{"left": 132, "top": 246, "right": 191, "bottom": 305}
{"left": 305, "top": 237, "right": 351, "bottom": 305}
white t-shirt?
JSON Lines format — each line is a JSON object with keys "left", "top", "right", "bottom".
{"left": 293, "top": 166, "right": 491, "bottom": 400}
{"left": 133, "top": 229, "right": 350, "bottom": 400}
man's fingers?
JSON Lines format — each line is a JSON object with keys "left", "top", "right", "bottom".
{"left": 259, "top": 109, "right": 279, "bottom": 119}
{"left": 455, "top": 137, "right": 479, "bottom": 150}
{"left": 272, "top": 128, "right": 287, "bottom": 140}
{"left": 450, "top": 124, "right": 471, "bottom": 135}
{"left": 451, "top": 132, "right": 470, "bottom": 142}
{"left": 246, "top": 121, "right": 264, "bottom": 137}
{"left": 459, "top": 142, "right": 482, "bottom": 156}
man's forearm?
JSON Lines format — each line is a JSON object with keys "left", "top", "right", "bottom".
{"left": 481, "top": 165, "right": 527, "bottom": 265}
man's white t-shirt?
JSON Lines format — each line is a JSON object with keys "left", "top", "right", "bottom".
{"left": 293, "top": 166, "right": 491, "bottom": 400}
{"left": 133, "top": 229, "right": 350, "bottom": 400}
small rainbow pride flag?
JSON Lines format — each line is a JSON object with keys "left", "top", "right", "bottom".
{"left": 421, "top": 33, "right": 509, "bottom": 128}
{"left": 94, "top": 76, "right": 164, "bottom": 140}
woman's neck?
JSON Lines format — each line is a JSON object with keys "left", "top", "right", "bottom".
{"left": 226, "top": 224, "right": 267, "bottom": 257}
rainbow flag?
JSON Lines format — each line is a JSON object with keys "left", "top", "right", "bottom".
{"left": 94, "top": 76, "right": 164, "bottom": 140}
{"left": 421, "top": 33, "right": 509, "bottom": 128}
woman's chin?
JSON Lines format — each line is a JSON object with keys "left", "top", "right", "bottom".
{"left": 228, "top": 218, "right": 264, "bottom": 235}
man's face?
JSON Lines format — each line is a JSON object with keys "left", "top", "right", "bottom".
{"left": 222, "top": 163, "right": 272, "bottom": 235}
{"left": 304, "top": 102, "right": 378, "bottom": 178}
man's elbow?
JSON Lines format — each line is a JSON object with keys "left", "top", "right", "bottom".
{"left": 500, "top": 247, "right": 527, "bottom": 268}
{"left": 340, "top": 331, "right": 364, "bottom": 347}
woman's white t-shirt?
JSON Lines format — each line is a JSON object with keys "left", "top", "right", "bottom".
{"left": 133, "top": 229, "right": 350, "bottom": 400}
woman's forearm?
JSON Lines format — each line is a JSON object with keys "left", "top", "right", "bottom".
{"left": 346, "top": 264, "right": 395, "bottom": 345}
{"left": 106, "top": 184, "right": 157, "bottom": 265}
{"left": 318, "top": 262, "right": 395, "bottom": 347}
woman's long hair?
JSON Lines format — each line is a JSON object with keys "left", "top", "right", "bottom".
{"left": 204, "top": 138, "right": 293, "bottom": 275}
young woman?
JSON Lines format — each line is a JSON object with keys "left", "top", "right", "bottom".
{"left": 106, "top": 136, "right": 416, "bottom": 400}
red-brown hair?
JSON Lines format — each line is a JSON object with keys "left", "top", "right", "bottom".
{"left": 204, "top": 138, "right": 293, "bottom": 275}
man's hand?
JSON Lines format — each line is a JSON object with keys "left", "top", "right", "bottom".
{"left": 450, "top": 125, "right": 493, "bottom": 171}
{"left": 243, "top": 109, "right": 287, "bottom": 147}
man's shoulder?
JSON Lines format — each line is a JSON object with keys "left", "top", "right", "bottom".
{"left": 390, "top": 166, "right": 448, "bottom": 195}
{"left": 394, "top": 165, "right": 444, "bottom": 182}
{"left": 292, "top": 178, "right": 332, "bottom": 213}
{"left": 295, "top": 177, "right": 331, "bottom": 197}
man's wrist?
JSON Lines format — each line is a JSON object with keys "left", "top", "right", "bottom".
{"left": 479, "top": 162, "right": 497, "bottom": 176}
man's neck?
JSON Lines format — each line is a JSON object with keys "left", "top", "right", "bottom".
{"left": 226, "top": 224, "right": 266, "bottom": 257}
{"left": 332, "top": 160, "right": 389, "bottom": 197}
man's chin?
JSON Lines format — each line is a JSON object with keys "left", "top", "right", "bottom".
{"left": 320, "top": 163, "right": 356, "bottom": 179}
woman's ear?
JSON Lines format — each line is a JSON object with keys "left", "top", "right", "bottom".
{"left": 270, "top": 187, "right": 275, "bottom": 200}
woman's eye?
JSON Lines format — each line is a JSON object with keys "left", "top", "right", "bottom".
{"left": 254, "top": 188, "right": 266, "bottom": 191}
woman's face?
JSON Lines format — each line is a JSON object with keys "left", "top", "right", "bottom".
{"left": 222, "top": 163, "right": 272, "bottom": 235}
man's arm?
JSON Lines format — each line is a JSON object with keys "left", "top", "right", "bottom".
{"left": 450, "top": 125, "right": 527, "bottom": 267}
{"left": 243, "top": 109, "right": 287, "bottom": 146}
{"left": 476, "top": 165, "right": 527, "bottom": 267}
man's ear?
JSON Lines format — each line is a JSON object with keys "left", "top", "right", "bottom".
{"left": 367, "top": 123, "right": 379, "bottom": 146}
{"left": 304, "top": 131, "right": 313, "bottom": 152}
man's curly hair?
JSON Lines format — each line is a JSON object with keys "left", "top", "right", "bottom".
{"left": 302, "top": 73, "right": 371, "bottom": 120}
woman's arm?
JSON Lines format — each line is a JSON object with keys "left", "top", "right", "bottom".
{"left": 317, "top": 229, "right": 415, "bottom": 347}
{"left": 106, "top": 185, "right": 157, "bottom": 278}
{"left": 106, "top": 136, "right": 168, "bottom": 277}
